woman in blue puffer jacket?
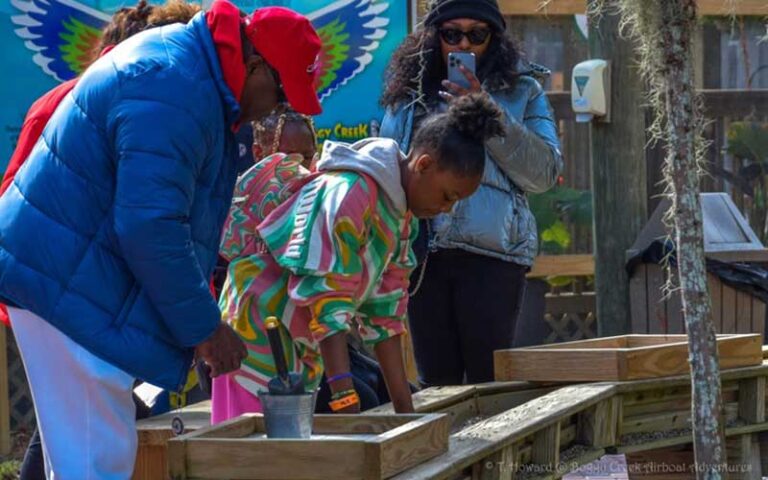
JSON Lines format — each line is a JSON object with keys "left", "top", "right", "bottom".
{"left": 379, "top": 0, "right": 563, "bottom": 387}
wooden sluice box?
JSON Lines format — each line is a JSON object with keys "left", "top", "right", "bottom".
{"left": 167, "top": 413, "right": 449, "bottom": 480}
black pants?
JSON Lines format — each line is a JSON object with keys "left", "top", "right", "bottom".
{"left": 408, "top": 249, "right": 527, "bottom": 387}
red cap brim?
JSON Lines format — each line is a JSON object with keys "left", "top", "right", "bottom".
{"left": 283, "top": 75, "right": 322, "bottom": 116}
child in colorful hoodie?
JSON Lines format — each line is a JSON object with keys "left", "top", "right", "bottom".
{"left": 212, "top": 93, "right": 505, "bottom": 420}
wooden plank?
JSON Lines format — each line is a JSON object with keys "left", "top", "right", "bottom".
{"left": 728, "top": 434, "right": 762, "bottom": 480}
{"left": 576, "top": 397, "right": 620, "bottom": 448}
{"left": 477, "top": 388, "right": 560, "bottom": 418}
{"left": 739, "top": 377, "right": 766, "bottom": 424}
{"left": 312, "top": 415, "right": 418, "bottom": 434}
{"left": 390, "top": 384, "right": 617, "bottom": 480}
{"left": 613, "top": 362, "right": 768, "bottom": 394}
{"left": 527, "top": 255, "right": 594, "bottom": 279}
{"left": 700, "top": 89, "right": 768, "bottom": 119}
{"left": 494, "top": 349, "right": 622, "bottom": 382}
{"left": 184, "top": 438, "right": 366, "bottom": 479}
{"left": 137, "top": 401, "right": 212, "bottom": 446}
{"left": 515, "top": 335, "right": 628, "bottom": 349}
{"left": 645, "top": 265, "right": 667, "bottom": 334}
{"left": 625, "top": 447, "right": 695, "bottom": 479}
{"left": 367, "top": 386, "right": 478, "bottom": 414}
{"left": 758, "top": 431, "right": 768, "bottom": 476}
{"left": 630, "top": 265, "right": 649, "bottom": 334}
{"left": 472, "top": 443, "right": 520, "bottom": 480}
{"left": 723, "top": 284, "right": 738, "bottom": 333}
{"left": 624, "top": 389, "right": 737, "bottom": 417}
{"left": 378, "top": 414, "right": 451, "bottom": 479}
{"left": 496, "top": 334, "right": 762, "bottom": 382}
{"left": 177, "top": 414, "right": 258, "bottom": 441}
{"left": 496, "top": 0, "right": 768, "bottom": 15}
{"left": 133, "top": 446, "right": 167, "bottom": 480}
{"left": 710, "top": 274, "right": 724, "bottom": 333}
{"left": 531, "top": 422, "right": 560, "bottom": 469}
{"left": 543, "top": 294, "right": 596, "bottom": 318}
{"left": 167, "top": 438, "right": 186, "bottom": 480}
{"left": 618, "top": 422, "right": 768, "bottom": 455}
{"left": 621, "top": 402, "right": 740, "bottom": 435}
{"left": 738, "top": 291, "right": 754, "bottom": 333}
{"left": 666, "top": 270, "right": 685, "bottom": 334}
{"left": 0, "top": 326, "right": 10, "bottom": 456}
{"left": 752, "top": 300, "right": 766, "bottom": 337}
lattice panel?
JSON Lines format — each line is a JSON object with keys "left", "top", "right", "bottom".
{"left": 544, "top": 311, "right": 596, "bottom": 343}
{"left": 6, "top": 334, "right": 35, "bottom": 432}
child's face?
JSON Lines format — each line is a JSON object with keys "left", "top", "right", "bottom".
{"left": 252, "top": 121, "right": 317, "bottom": 167}
{"left": 403, "top": 152, "right": 481, "bottom": 219}
{"left": 279, "top": 122, "right": 317, "bottom": 166}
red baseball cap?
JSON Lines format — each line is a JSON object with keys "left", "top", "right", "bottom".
{"left": 245, "top": 7, "right": 323, "bottom": 116}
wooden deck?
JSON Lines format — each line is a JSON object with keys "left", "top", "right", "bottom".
{"left": 138, "top": 361, "right": 768, "bottom": 479}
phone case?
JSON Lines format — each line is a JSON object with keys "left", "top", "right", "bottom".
{"left": 447, "top": 52, "right": 476, "bottom": 89}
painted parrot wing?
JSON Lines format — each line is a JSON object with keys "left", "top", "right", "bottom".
{"left": 308, "top": 0, "right": 389, "bottom": 102}
{"left": 11, "top": 0, "right": 109, "bottom": 81}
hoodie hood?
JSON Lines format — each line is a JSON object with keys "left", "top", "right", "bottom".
{"left": 315, "top": 138, "right": 407, "bottom": 213}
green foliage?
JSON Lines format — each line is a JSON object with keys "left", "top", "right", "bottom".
{"left": 0, "top": 460, "right": 20, "bottom": 480}
{"left": 530, "top": 186, "right": 593, "bottom": 254}
{"left": 727, "top": 122, "right": 768, "bottom": 164}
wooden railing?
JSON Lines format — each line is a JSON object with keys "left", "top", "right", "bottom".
{"left": 372, "top": 362, "right": 768, "bottom": 480}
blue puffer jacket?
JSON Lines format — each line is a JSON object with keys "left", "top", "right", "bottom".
{"left": 0, "top": 13, "right": 240, "bottom": 391}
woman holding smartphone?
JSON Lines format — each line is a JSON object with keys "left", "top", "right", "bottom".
{"left": 379, "top": 0, "right": 563, "bottom": 387}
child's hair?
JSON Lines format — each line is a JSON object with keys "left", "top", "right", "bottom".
{"left": 91, "top": 0, "right": 201, "bottom": 66}
{"left": 147, "top": 0, "right": 201, "bottom": 27}
{"left": 252, "top": 104, "right": 317, "bottom": 157}
{"left": 411, "top": 92, "right": 504, "bottom": 176}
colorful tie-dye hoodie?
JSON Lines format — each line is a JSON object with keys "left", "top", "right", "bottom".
{"left": 217, "top": 138, "right": 418, "bottom": 401}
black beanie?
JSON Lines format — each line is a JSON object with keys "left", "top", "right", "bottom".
{"left": 424, "top": 0, "right": 506, "bottom": 32}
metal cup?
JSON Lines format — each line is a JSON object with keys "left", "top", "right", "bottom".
{"left": 258, "top": 391, "right": 316, "bottom": 439}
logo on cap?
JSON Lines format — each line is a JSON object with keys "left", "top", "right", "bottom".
{"left": 307, "top": 54, "right": 320, "bottom": 74}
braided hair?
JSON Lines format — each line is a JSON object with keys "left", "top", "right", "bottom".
{"left": 252, "top": 104, "right": 317, "bottom": 158}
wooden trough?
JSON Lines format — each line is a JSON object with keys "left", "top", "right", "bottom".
{"left": 167, "top": 413, "right": 450, "bottom": 480}
{"left": 494, "top": 333, "right": 763, "bottom": 382}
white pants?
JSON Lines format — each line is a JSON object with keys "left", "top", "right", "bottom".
{"left": 9, "top": 308, "right": 137, "bottom": 480}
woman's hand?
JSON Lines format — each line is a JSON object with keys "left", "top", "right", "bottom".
{"left": 439, "top": 64, "right": 482, "bottom": 100}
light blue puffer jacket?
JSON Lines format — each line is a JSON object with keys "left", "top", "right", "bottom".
{"left": 0, "top": 12, "right": 240, "bottom": 390}
{"left": 380, "top": 69, "right": 563, "bottom": 266}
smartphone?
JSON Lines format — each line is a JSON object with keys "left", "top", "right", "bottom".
{"left": 447, "top": 51, "right": 476, "bottom": 90}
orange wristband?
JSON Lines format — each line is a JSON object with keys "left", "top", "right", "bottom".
{"left": 329, "top": 392, "right": 360, "bottom": 412}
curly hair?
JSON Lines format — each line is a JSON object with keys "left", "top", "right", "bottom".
{"left": 86, "top": 0, "right": 201, "bottom": 68}
{"left": 380, "top": 26, "right": 521, "bottom": 109}
{"left": 412, "top": 92, "right": 504, "bottom": 177}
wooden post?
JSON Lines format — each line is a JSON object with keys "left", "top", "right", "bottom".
{"left": 588, "top": 0, "right": 648, "bottom": 336}
{"left": 0, "top": 326, "right": 10, "bottom": 456}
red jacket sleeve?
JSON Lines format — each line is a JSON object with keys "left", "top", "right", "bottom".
{"left": 0, "top": 79, "right": 79, "bottom": 195}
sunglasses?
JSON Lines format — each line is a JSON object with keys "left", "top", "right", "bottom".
{"left": 438, "top": 27, "right": 491, "bottom": 46}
